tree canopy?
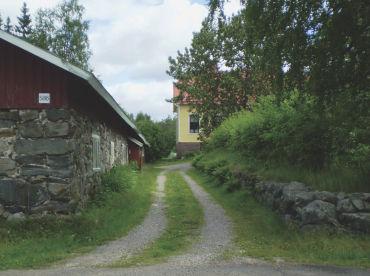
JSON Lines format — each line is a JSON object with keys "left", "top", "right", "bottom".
{"left": 1, "top": 0, "right": 91, "bottom": 71}
{"left": 168, "top": 0, "right": 370, "bottom": 137}
{"left": 135, "top": 113, "right": 176, "bottom": 162}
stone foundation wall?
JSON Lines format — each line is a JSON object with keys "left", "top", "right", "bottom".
{"left": 193, "top": 157, "right": 370, "bottom": 233}
{"left": 0, "top": 108, "right": 128, "bottom": 217}
{"left": 176, "top": 142, "right": 201, "bottom": 158}
{"left": 252, "top": 181, "right": 370, "bottom": 233}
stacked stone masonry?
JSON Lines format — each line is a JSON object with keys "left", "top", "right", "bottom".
{"left": 0, "top": 109, "right": 129, "bottom": 217}
{"left": 250, "top": 180, "right": 370, "bottom": 233}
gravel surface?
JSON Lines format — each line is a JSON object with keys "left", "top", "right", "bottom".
{"left": 166, "top": 167, "right": 233, "bottom": 266}
{"left": 60, "top": 171, "right": 167, "bottom": 268}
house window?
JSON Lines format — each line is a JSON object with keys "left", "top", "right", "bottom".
{"left": 110, "top": 141, "right": 115, "bottom": 166}
{"left": 189, "top": 114, "right": 200, "bottom": 133}
{"left": 92, "top": 134, "right": 101, "bottom": 171}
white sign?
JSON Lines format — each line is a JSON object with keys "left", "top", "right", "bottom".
{"left": 38, "top": 93, "right": 51, "bottom": 104}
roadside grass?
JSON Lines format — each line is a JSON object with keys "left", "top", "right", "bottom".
{"left": 115, "top": 171, "right": 203, "bottom": 267}
{"left": 187, "top": 168, "right": 370, "bottom": 268}
{"left": 196, "top": 149, "right": 369, "bottom": 193}
{"left": 0, "top": 165, "right": 158, "bottom": 270}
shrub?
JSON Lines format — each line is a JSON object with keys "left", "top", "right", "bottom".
{"left": 100, "top": 164, "right": 137, "bottom": 195}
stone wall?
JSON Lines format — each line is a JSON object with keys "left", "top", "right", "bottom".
{"left": 193, "top": 158, "right": 370, "bottom": 233}
{"left": 0, "top": 108, "right": 129, "bottom": 217}
{"left": 248, "top": 179, "right": 370, "bottom": 233}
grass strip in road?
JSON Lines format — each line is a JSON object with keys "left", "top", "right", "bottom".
{"left": 0, "top": 165, "right": 158, "bottom": 270}
{"left": 187, "top": 168, "right": 370, "bottom": 269}
{"left": 115, "top": 171, "right": 203, "bottom": 267}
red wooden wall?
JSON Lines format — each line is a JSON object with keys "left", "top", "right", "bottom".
{"left": 129, "top": 142, "right": 144, "bottom": 169}
{"left": 0, "top": 39, "right": 69, "bottom": 109}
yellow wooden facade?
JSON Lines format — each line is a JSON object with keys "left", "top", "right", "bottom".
{"left": 176, "top": 104, "right": 200, "bottom": 143}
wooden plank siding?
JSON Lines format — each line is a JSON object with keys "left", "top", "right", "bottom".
{"left": 0, "top": 39, "right": 69, "bottom": 109}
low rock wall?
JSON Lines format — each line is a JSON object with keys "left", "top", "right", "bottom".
{"left": 252, "top": 181, "right": 370, "bottom": 233}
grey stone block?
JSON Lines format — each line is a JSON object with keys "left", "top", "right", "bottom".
{"left": 299, "top": 200, "right": 337, "bottom": 225}
{"left": 19, "top": 110, "right": 39, "bottom": 122}
{"left": 48, "top": 183, "right": 68, "bottom": 197}
{"left": 20, "top": 165, "right": 50, "bottom": 177}
{"left": 7, "top": 212, "right": 26, "bottom": 222}
{"left": 0, "top": 158, "right": 16, "bottom": 175}
{"left": 15, "top": 138, "right": 75, "bottom": 155}
{"left": 50, "top": 168, "right": 73, "bottom": 178}
{"left": 19, "top": 121, "right": 43, "bottom": 138}
{"left": 47, "top": 154, "right": 72, "bottom": 168}
{"left": 46, "top": 109, "right": 70, "bottom": 122}
{"left": 337, "top": 198, "right": 356, "bottom": 213}
{"left": 0, "top": 120, "right": 16, "bottom": 129}
{"left": 45, "top": 121, "right": 69, "bottom": 137}
{"left": 15, "top": 154, "right": 45, "bottom": 166}
{"left": 0, "top": 178, "right": 28, "bottom": 205}
{"left": 339, "top": 213, "right": 370, "bottom": 233}
{"left": 314, "top": 191, "right": 337, "bottom": 204}
{"left": 0, "top": 111, "right": 19, "bottom": 121}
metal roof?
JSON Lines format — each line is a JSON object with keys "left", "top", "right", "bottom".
{"left": 0, "top": 30, "right": 149, "bottom": 146}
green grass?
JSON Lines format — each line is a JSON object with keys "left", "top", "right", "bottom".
{"left": 0, "top": 165, "right": 158, "bottom": 270}
{"left": 115, "top": 171, "right": 203, "bottom": 267}
{"left": 187, "top": 168, "right": 370, "bottom": 268}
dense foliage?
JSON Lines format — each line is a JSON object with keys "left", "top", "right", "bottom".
{"left": 168, "top": 0, "right": 369, "bottom": 186}
{"left": 168, "top": 0, "right": 369, "bottom": 137}
{"left": 0, "top": 0, "right": 91, "bottom": 71}
{"left": 135, "top": 113, "right": 176, "bottom": 162}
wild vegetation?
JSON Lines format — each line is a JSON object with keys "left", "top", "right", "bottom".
{"left": 0, "top": 165, "right": 157, "bottom": 270}
{"left": 168, "top": 0, "right": 369, "bottom": 189}
{"left": 134, "top": 113, "right": 176, "bottom": 162}
{"left": 188, "top": 169, "right": 370, "bottom": 268}
{"left": 196, "top": 93, "right": 369, "bottom": 192}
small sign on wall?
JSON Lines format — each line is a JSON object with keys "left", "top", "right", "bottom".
{"left": 38, "top": 93, "right": 51, "bottom": 104}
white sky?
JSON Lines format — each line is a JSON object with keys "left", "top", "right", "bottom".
{"left": 1, "top": 0, "right": 241, "bottom": 121}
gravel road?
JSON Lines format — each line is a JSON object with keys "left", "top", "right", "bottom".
{"left": 59, "top": 171, "right": 167, "bottom": 268}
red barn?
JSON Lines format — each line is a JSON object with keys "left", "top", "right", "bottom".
{"left": 0, "top": 30, "right": 149, "bottom": 215}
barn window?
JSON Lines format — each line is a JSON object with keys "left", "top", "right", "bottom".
{"left": 189, "top": 114, "right": 200, "bottom": 133}
{"left": 110, "top": 141, "right": 115, "bottom": 166}
{"left": 122, "top": 143, "right": 128, "bottom": 164}
{"left": 92, "top": 134, "right": 101, "bottom": 171}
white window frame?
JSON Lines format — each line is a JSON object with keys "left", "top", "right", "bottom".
{"left": 92, "top": 134, "right": 101, "bottom": 171}
{"left": 122, "top": 142, "right": 128, "bottom": 164}
{"left": 110, "top": 141, "right": 115, "bottom": 166}
{"left": 188, "top": 113, "right": 200, "bottom": 134}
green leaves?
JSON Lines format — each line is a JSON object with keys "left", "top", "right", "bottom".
{"left": 135, "top": 113, "right": 176, "bottom": 162}
{"left": 30, "top": 0, "right": 91, "bottom": 71}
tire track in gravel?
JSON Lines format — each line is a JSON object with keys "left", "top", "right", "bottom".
{"left": 159, "top": 163, "right": 234, "bottom": 266}
{"left": 61, "top": 171, "right": 167, "bottom": 268}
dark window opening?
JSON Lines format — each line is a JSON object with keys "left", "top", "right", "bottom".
{"left": 189, "top": 114, "right": 200, "bottom": 133}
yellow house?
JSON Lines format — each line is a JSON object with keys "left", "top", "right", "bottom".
{"left": 173, "top": 84, "right": 201, "bottom": 157}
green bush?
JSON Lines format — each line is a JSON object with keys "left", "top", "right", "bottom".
{"left": 207, "top": 91, "right": 369, "bottom": 174}
{"left": 100, "top": 164, "right": 138, "bottom": 196}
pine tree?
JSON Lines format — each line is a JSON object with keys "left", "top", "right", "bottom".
{"left": 16, "top": 2, "right": 32, "bottom": 38}
{"left": 0, "top": 13, "right": 3, "bottom": 30}
{"left": 4, "top": 17, "right": 12, "bottom": 34}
